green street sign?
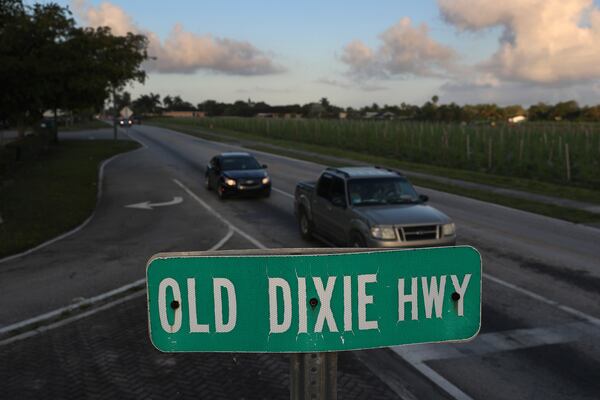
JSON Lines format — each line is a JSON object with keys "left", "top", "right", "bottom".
{"left": 146, "top": 246, "right": 481, "bottom": 353}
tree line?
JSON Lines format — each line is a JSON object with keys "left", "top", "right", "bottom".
{"left": 126, "top": 93, "right": 600, "bottom": 123}
{"left": 0, "top": 0, "right": 148, "bottom": 138}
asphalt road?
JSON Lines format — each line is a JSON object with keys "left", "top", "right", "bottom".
{"left": 1, "top": 124, "right": 599, "bottom": 399}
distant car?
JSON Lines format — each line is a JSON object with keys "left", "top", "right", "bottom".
{"left": 118, "top": 118, "right": 132, "bottom": 127}
{"left": 294, "top": 166, "right": 456, "bottom": 248}
{"left": 131, "top": 115, "right": 142, "bottom": 124}
{"left": 205, "top": 152, "right": 271, "bottom": 199}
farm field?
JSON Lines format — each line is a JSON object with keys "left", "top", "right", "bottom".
{"left": 191, "top": 117, "right": 600, "bottom": 190}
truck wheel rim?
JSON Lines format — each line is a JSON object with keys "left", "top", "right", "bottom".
{"left": 300, "top": 215, "right": 308, "bottom": 233}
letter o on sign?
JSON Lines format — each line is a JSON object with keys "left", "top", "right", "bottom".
{"left": 158, "top": 278, "right": 182, "bottom": 333}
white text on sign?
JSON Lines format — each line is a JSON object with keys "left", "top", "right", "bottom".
{"left": 156, "top": 274, "right": 472, "bottom": 334}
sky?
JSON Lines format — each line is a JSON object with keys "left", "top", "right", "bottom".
{"left": 30, "top": 0, "right": 600, "bottom": 107}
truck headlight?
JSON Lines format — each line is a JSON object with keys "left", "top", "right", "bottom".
{"left": 225, "top": 178, "right": 236, "bottom": 186}
{"left": 370, "top": 225, "right": 396, "bottom": 240}
{"left": 442, "top": 223, "right": 455, "bottom": 236}
{"left": 262, "top": 176, "right": 270, "bottom": 185}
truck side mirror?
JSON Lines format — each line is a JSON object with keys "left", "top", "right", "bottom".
{"left": 331, "top": 196, "right": 346, "bottom": 208}
{"left": 419, "top": 194, "right": 429, "bottom": 203}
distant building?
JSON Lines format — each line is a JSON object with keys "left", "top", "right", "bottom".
{"left": 163, "top": 111, "right": 205, "bottom": 118}
{"left": 508, "top": 115, "right": 526, "bottom": 124}
{"left": 338, "top": 112, "right": 348, "bottom": 119}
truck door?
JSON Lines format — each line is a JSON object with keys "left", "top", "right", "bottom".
{"left": 328, "top": 176, "right": 350, "bottom": 245}
{"left": 312, "top": 174, "right": 334, "bottom": 239}
{"left": 312, "top": 174, "right": 348, "bottom": 243}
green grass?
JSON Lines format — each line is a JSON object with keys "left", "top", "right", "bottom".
{"left": 0, "top": 140, "right": 140, "bottom": 258}
{"left": 59, "top": 119, "right": 108, "bottom": 132}
{"left": 149, "top": 118, "right": 600, "bottom": 224}
{"left": 185, "top": 117, "right": 600, "bottom": 190}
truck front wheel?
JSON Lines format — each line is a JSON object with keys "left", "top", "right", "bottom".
{"left": 298, "top": 209, "right": 313, "bottom": 240}
{"left": 350, "top": 232, "right": 367, "bottom": 248}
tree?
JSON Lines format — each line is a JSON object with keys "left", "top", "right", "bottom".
{"left": 132, "top": 93, "right": 161, "bottom": 115}
{"left": 549, "top": 100, "right": 579, "bottom": 121}
{"left": 528, "top": 103, "right": 550, "bottom": 121}
{"left": 0, "top": 1, "right": 72, "bottom": 137}
{"left": 0, "top": 1, "right": 148, "bottom": 140}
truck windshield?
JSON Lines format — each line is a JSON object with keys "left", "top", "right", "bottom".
{"left": 347, "top": 178, "right": 419, "bottom": 206}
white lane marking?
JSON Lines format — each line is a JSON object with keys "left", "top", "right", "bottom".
{"left": 0, "top": 291, "right": 146, "bottom": 347}
{"left": 125, "top": 196, "right": 183, "bottom": 210}
{"left": 0, "top": 216, "right": 235, "bottom": 344}
{"left": 410, "top": 362, "right": 474, "bottom": 400}
{"left": 0, "top": 144, "right": 147, "bottom": 265}
{"left": 152, "top": 124, "right": 323, "bottom": 168}
{"left": 273, "top": 187, "right": 294, "bottom": 199}
{"left": 209, "top": 225, "right": 234, "bottom": 251}
{"left": 484, "top": 273, "right": 600, "bottom": 327}
{"left": 173, "top": 178, "right": 267, "bottom": 249}
{"left": 394, "top": 320, "right": 599, "bottom": 364}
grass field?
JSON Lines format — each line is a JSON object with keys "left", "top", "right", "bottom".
{"left": 186, "top": 117, "right": 600, "bottom": 190}
{"left": 0, "top": 140, "right": 139, "bottom": 258}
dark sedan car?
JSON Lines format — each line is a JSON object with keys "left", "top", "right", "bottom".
{"left": 204, "top": 152, "right": 271, "bottom": 199}
{"left": 118, "top": 118, "right": 132, "bottom": 127}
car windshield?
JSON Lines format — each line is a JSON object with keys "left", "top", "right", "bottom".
{"left": 220, "top": 156, "right": 262, "bottom": 171}
{"left": 347, "top": 177, "right": 419, "bottom": 206}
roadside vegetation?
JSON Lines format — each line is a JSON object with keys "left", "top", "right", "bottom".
{"left": 194, "top": 117, "right": 600, "bottom": 190}
{"left": 0, "top": 140, "right": 139, "bottom": 258}
{"left": 149, "top": 117, "right": 600, "bottom": 224}
{"left": 58, "top": 119, "right": 109, "bottom": 132}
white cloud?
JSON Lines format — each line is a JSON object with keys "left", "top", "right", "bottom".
{"left": 340, "top": 17, "right": 457, "bottom": 79}
{"left": 440, "top": 79, "right": 600, "bottom": 105}
{"left": 71, "top": 1, "right": 285, "bottom": 75}
{"left": 316, "top": 77, "right": 387, "bottom": 92}
{"left": 438, "top": 0, "right": 600, "bottom": 84}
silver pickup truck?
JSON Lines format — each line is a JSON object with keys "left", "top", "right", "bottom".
{"left": 294, "top": 166, "right": 456, "bottom": 248}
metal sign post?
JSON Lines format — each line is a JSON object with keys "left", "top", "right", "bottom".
{"left": 291, "top": 353, "right": 337, "bottom": 400}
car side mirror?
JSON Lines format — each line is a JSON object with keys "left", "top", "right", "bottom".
{"left": 262, "top": 164, "right": 268, "bottom": 169}
{"left": 419, "top": 194, "right": 429, "bottom": 203}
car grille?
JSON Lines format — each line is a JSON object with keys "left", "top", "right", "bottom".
{"left": 398, "top": 225, "right": 439, "bottom": 241}
{"left": 238, "top": 179, "right": 261, "bottom": 189}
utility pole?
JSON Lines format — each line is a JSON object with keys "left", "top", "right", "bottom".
{"left": 113, "top": 87, "right": 118, "bottom": 141}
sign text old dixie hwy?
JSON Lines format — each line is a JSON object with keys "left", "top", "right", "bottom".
{"left": 146, "top": 247, "right": 481, "bottom": 352}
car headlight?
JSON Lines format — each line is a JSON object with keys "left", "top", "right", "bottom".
{"left": 262, "top": 176, "right": 270, "bottom": 185}
{"left": 370, "top": 225, "right": 396, "bottom": 240}
{"left": 224, "top": 178, "right": 236, "bottom": 186}
{"left": 442, "top": 223, "right": 455, "bottom": 236}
